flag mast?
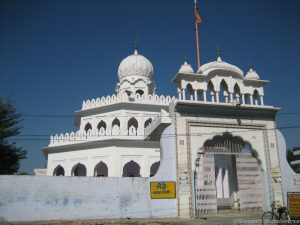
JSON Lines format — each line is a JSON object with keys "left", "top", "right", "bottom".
{"left": 194, "top": 0, "right": 202, "bottom": 72}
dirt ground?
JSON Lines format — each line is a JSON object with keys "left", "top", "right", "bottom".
{"left": 0, "top": 212, "right": 264, "bottom": 225}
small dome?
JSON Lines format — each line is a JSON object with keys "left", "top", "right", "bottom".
{"left": 199, "top": 56, "right": 244, "bottom": 77}
{"left": 245, "top": 68, "right": 260, "bottom": 80}
{"left": 118, "top": 49, "right": 153, "bottom": 80}
{"left": 179, "top": 61, "right": 194, "bottom": 73}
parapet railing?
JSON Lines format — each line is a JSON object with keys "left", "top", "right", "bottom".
{"left": 82, "top": 93, "right": 176, "bottom": 110}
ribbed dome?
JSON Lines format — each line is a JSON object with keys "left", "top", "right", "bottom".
{"left": 118, "top": 50, "right": 153, "bottom": 80}
{"left": 245, "top": 68, "right": 260, "bottom": 80}
{"left": 199, "top": 56, "right": 244, "bottom": 77}
{"left": 179, "top": 61, "right": 194, "bottom": 73}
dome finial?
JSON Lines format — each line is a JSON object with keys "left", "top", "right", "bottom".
{"left": 249, "top": 62, "right": 253, "bottom": 71}
{"left": 133, "top": 35, "right": 139, "bottom": 55}
{"left": 184, "top": 54, "right": 188, "bottom": 63}
{"left": 217, "top": 45, "right": 222, "bottom": 62}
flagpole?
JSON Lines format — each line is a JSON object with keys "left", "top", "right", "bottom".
{"left": 194, "top": 1, "right": 201, "bottom": 71}
{"left": 195, "top": 20, "right": 201, "bottom": 71}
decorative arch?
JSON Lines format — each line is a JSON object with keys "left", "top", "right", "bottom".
{"left": 71, "top": 163, "right": 87, "bottom": 176}
{"left": 97, "top": 120, "right": 107, "bottom": 135}
{"left": 150, "top": 161, "right": 160, "bottom": 177}
{"left": 144, "top": 118, "right": 152, "bottom": 128}
{"left": 233, "top": 83, "right": 241, "bottom": 104}
{"left": 112, "top": 118, "right": 120, "bottom": 135}
{"left": 97, "top": 120, "right": 106, "bottom": 130}
{"left": 53, "top": 165, "right": 65, "bottom": 176}
{"left": 219, "top": 79, "right": 229, "bottom": 103}
{"left": 128, "top": 117, "right": 138, "bottom": 135}
{"left": 122, "top": 160, "right": 141, "bottom": 177}
{"left": 84, "top": 122, "right": 92, "bottom": 132}
{"left": 253, "top": 89, "right": 260, "bottom": 105}
{"left": 195, "top": 132, "right": 263, "bottom": 214}
{"left": 136, "top": 89, "right": 144, "bottom": 96}
{"left": 208, "top": 81, "right": 216, "bottom": 102}
{"left": 186, "top": 83, "right": 194, "bottom": 100}
{"left": 94, "top": 161, "right": 108, "bottom": 177}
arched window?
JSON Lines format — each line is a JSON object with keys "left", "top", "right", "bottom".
{"left": 253, "top": 90, "right": 260, "bottom": 105}
{"left": 71, "top": 163, "right": 87, "bottom": 176}
{"left": 122, "top": 160, "right": 141, "bottom": 177}
{"left": 112, "top": 118, "right": 120, "bottom": 135}
{"left": 144, "top": 118, "right": 152, "bottom": 128}
{"left": 186, "top": 83, "right": 194, "bottom": 100}
{"left": 208, "top": 81, "right": 215, "bottom": 102}
{"left": 124, "top": 90, "right": 132, "bottom": 97}
{"left": 150, "top": 161, "right": 160, "bottom": 177}
{"left": 136, "top": 90, "right": 144, "bottom": 96}
{"left": 97, "top": 120, "right": 106, "bottom": 130}
{"left": 97, "top": 120, "right": 106, "bottom": 135}
{"left": 84, "top": 122, "right": 92, "bottom": 132}
{"left": 94, "top": 161, "right": 108, "bottom": 177}
{"left": 219, "top": 80, "right": 229, "bottom": 103}
{"left": 128, "top": 117, "right": 138, "bottom": 135}
{"left": 233, "top": 83, "right": 241, "bottom": 104}
{"left": 53, "top": 165, "right": 65, "bottom": 176}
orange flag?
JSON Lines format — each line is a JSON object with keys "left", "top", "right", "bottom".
{"left": 194, "top": 6, "right": 202, "bottom": 24}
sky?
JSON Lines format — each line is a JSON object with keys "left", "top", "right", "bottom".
{"left": 0, "top": 0, "right": 300, "bottom": 174}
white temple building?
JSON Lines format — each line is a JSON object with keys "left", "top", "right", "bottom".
{"left": 43, "top": 47, "right": 174, "bottom": 177}
{"left": 42, "top": 45, "right": 285, "bottom": 214}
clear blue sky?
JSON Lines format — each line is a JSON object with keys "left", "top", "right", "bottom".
{"left": 1, "top": 0, "right": 299, "bottom": 174}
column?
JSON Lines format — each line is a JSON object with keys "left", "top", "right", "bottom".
{"left": 216, "top": 92, "right": 220, "bottom": 103}
{"left": 194, "top": 90, "right": 198, "bottom": 101}
{"left": 203, "top": 90, "right": 207, "bottom": 102}
{"left": 178, "top": 90, "right": 182, "bottom": 100}
{"left": 230, "top": 93, "right": 233, "bottom": 103}
{"left": 182, "top": 89, "right": 186, "bottom": 100}
{"left": 242, "top": 94, "right": 245, "bottom": 104}
{"left": 260, "top": 96, "right": 264, "bottom": 106}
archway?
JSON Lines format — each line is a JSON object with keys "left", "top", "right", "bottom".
{"left": 94, "top": 161, "right": 108, "bottom": 177}
{"left": 72, "top": 163, "right": 87, "bottom": 176}
{"left": 194, "top": 133, "right": 263, "bottom": 215}
{"left": 122, "top": 160, "right": 141, "bottom": 177}
{"left": 53, "top": 165, "right": 65, "bottom": 176}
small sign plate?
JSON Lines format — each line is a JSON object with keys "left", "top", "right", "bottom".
{"left": 287, "top": 192, "right": 300, "bottom": 219}
{"left": 150, "top": 181, "right": 176, "bottom": 199}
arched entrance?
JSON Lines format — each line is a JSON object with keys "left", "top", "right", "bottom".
{"left": 194, "top": 133, "right": 263, "bottom": 215}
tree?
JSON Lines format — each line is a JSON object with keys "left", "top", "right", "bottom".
{"left": 0, "top": 98, "right": 26, "bottom": 174}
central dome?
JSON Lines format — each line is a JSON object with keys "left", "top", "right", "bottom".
{"left": 118, "top": 49, "right": 153, "bottom": 80}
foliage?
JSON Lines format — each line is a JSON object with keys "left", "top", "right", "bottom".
{"left": 287, "top": 146, "right": 300, "bottom": 173}
{"left": 0, "top": 98, "right": 26, "bottom": 174}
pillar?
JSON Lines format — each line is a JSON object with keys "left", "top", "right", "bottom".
{"left": 203, "top": 91, "right": 207, "bottom": 102}
{"left": 230, "top": 93, "right": 233, "bottom": 103}
{"left": 242, "top": 94, "right": 245, "bottom": 104}
{"left": 182, "top": 89, "right": 186, "bottom": 100}
{"left": 216, "top": 92, "right": 220, "bottom": 103}
{"left": 260, "top": 96, "right": 264, "bottom": 106}
{"left": 194, "top": 90, "right": 198, "bottom": 101}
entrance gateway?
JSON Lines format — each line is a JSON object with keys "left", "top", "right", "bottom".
{"left": 194, "top": 133, "right": 263, "bottom": 215}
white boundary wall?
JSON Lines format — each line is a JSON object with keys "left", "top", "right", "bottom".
{"left": 0, "top": 125, "right": 177, "bottom": 222}
{"left": 276, "top": 130, "right": 300, "bottom": 205}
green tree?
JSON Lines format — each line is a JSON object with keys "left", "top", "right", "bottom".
{"left": 0, "top": 98, "right": 26, "bottom": 174}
